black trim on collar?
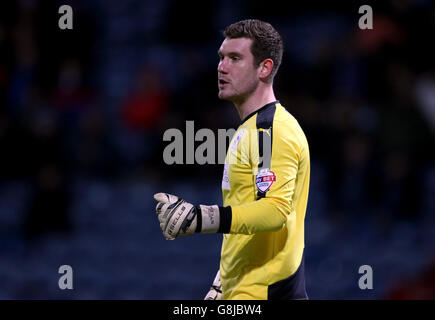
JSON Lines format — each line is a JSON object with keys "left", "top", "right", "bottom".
{"left": 240, "top": 100, "right": 279, "bottom": 125}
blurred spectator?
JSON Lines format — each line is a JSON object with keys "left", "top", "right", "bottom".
{"left": 387, "top": 257, "right": 435, "bottom": 299}
{"left": 415, "top": 69, "right": 435, "bottom": 135}
{"left": 22, "top": 107, "right": 71, "bottom": 239}
{"left": 116, "top": 65, "right": 170, "bottom": 175}
{"left": 24, "top": 163, "right": 70, "bottom": 239}
{"left": 0, "top": 112, "right": 28, "bottom": 179}
{"left": 75, "top": 107, "right": 117, "bottom": 178}
{"left": 354, "top": 15, "right": 405, "bottom": 55}
{"left": 121, "top": 65, "right": 169, "bottom": 131}
{"left": 378, "top": 151, "right": 422, "bottom": 222}
{"left": 51, "top": 58, "right": 94, "bottom": 114}
{"left": 334, "top": 131, "right": 375, "bottom": 217}
{"left": 7, "top": 1, "right": 38, "bottom": 115}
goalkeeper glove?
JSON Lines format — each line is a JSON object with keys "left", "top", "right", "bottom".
{"left": 204, "top": 270, "right": 222, "bottom": 300}
{"left": 153, "top": 193, "right": 231, "bottom": 240}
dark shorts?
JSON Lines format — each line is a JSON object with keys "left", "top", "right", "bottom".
{"left": 267, "top": 252, "right": 308, "bottom": 300}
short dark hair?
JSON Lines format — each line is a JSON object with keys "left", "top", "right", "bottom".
{"left": 223, "top": 19, "right": 283, "bottom": 81}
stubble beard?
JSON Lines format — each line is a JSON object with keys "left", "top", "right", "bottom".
{"left": 218, "top": 79, "right": 259, "bottom": 105}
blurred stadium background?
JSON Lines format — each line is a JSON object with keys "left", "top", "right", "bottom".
{"left": 0, "top": 0, "right": 434, "bottom": 299}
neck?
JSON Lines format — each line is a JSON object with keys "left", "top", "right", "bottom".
{"left": 234, "top": 85, "right": 276, "bottom": 121}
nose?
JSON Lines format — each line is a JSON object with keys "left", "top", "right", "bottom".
{"left": 218, "top": 59, "right": 228, "bottom": 74}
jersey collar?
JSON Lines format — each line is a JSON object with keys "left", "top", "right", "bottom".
{"left": 240, "top": 100, "right": 279, "bottom": 125}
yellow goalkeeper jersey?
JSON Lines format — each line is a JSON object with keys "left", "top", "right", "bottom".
{"left": 220, "top": 101, "right": 310, "bottom": 300}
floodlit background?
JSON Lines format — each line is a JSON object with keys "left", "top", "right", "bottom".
{"left": 0, "top": 0, "right": 434, "bottom": 299}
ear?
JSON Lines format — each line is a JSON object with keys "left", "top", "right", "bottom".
{"left": 258, "top": 58, "right": 274, "bottom": 81}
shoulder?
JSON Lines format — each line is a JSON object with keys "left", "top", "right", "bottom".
{"left": 273, "top": 104, "right": 305, "bottom": 136}
{"left": 273, "top": 103, "right": 309, "bottom": 150}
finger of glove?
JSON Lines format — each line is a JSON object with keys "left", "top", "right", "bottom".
{"left": 212, "top": 270, "right": 221, "bottom": 288}
{"left": 157, "top": 201, "right": 176, "bottom": 225}
{"left": 204, "top": 289, "right": 222, "bottom": 300}
{"left": 154, "top": 193, "right": 179, "bottom": 204}
{"left": 163, "top": 230, "right": 176, "bottom": 240}
{"left": 154, "top": 193, "right": 180, "bottom": 219}
{"left": 157, "top": 202, "right": 179, "bottom": 239}
{"left": 204, "top": 289, "right": 218, "bottom": 300}
{"left": 155, "top": 202, "right": 165, "bottom": 214}
{"left": 163, "top": 202, "right": 194, "bottom": 239}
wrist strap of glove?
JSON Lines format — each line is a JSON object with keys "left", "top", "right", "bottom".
{"left": 194, "top": 205, "right": 232, "bottom": 234}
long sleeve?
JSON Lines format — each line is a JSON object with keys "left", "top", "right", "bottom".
{"left": 229, "top": 119, "right": 301, "bottom": 234}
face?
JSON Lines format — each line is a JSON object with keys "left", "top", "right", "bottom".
{"left": 217, "top": 37, "right": 260, "bottom": 103}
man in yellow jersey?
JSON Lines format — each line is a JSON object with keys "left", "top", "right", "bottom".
{"left": 153, "top": 19, "right": 310, "bottom": 300}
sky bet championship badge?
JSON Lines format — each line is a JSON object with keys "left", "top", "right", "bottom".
{"left": 255, "top": 169, "right": 276, "bottom": 193}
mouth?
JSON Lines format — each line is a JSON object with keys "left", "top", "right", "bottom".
{"left": 218, "top": 79, "right": 229, "bottom": 88}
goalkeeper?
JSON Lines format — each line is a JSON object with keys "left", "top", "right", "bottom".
{"left": 154, "top": 19, "right": 310, "bottom": 300}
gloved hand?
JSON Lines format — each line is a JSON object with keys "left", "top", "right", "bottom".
{"left": 204, "top": 270, "right": 222, "bottom": 300}
{"left": 153, "top": 193, "right": 221, "bottom": 240}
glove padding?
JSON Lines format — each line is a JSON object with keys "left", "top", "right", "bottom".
{"left": 204, "top": 270, "right": 222, "bottom": 300}
{"left": 154, "top": 193, "right": 220, "bottom": 240}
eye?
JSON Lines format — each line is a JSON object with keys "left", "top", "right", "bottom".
{"left": 231, "top": 56, "right": 240, "bottom": 62}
